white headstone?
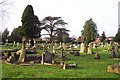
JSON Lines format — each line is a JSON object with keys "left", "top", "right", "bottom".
{"left": 80, "top": 43, "right": 85, "bottom": 55}
{"left": 13, "top": 41, "right": 16, "bottom": 46}
{"left": 34, "top": 39, "right": 36, "bottom": 46}
{"left": 87, "top": 42, "right": 93, "bottom": 54}
{"left": 52, "top": 45, "right": 55, "bottom": 53}
{"left": 93, "top": 43, "right": 96, "bottom": 48}
{"left": 29, "top": 39, "right": 31, "bottom": 46}
{"left": 17, "top": 42, "right": 20, "bottom": 47}
{"left": 6, "top": 39, "right": 8, "bottom": 45}
{"left": 62, "top": 42, "right": 67, "bottom": 50}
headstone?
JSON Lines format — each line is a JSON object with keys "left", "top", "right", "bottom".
{"left": 74, "top": 45, "right": 78, "bottom": 48}
{"left": 6, "top": 39, "right": 8, "bottom": 45}
{"left": 104, "top": 42, "right": 109, "bottom": 48}
{"left": 54, "top": 43, "right": 58, "bottom": 48}
{"left": 94, "top": 52, "right": 100, "bottom": 59}
{"left": 33, "top": 39, "right": 36, "bottom": 46}
{"left": 62, "top": 42, "right": 67, "bottom": 50}
{"left": 58, "top": 42, "right": 62, "bottom": 48}
{"left": 100, "top": 42, "right": 103, "bottom": 47}
{"left": 93, "top": 43, "right": 96, "bottom": 48}
{"left": 107, "top": 62, "right": 120, "bottom": 74}
{"left": 52, "top": 45, "right": 55, "bottom": 53}
{"left": 87, "top": 42, "right": 93, "bottom": 54}
{"left": 17, "top": 42, "right": 20, "bottom": 47}
{"left": 13, "top": 41, "right": 16, "bottom": 47}
{"left": 112, "top": 46, "right": 116, "bottom": 58}
{"left": 41, "top": 51, "right": 53, "bottom": 64}
{"left": 80, "top": 43, "right": 85, "bottom": 55}
{"left": 74, "top": 51, "right": 80, "bottom": 56}
{"left": 114, "top": 43, "right": 118, "bottom": 53}
{"left": 18, "top": 37, "right": 26, "bottom": 63}
{"left": 28, "top": 39, "right": 31, "bottom": 47}
{"left": 63, "top": 63, "right": 77, "bottom": 69}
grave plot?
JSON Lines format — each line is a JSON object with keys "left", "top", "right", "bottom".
{"left": 2, "top": 37, "right": 41, "bottom": 65}
{"left": 107, "top": 62, "right": 120, "bottom": 74}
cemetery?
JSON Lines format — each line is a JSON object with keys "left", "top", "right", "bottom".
{"left": 1, "top": 37, "right": 120, "bottom": 78}
{"left": 0, "top": 1, "right": 120, "bottom": 79}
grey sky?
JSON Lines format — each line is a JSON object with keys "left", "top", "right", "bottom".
{"left": 0, "top": 0, "right": 119, "bottom": 37}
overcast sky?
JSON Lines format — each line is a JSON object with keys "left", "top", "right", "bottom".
{"left": 0, "top": 0, "right": 119, "bottom": 37}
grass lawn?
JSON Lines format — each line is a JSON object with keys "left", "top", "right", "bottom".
{"left": 1, "top": 47, "right": 120, "bottom": 78}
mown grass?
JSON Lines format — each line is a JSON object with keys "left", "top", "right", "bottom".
{"left": 1, "top": 46, "right": 120, "bottom": 78}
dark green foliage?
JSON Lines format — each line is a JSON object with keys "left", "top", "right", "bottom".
{"left": 21, "top": 5, "right": 41, "bottom": 39}
{"left": 42, "top": 16, "right": 68, "bottom": 43}
{"left": 2, "top": 28, "right": 9, "bottom": 42}
{"left": 101, "top": 31, "right": 106, "bottom": 42}
{"left": 10, "top": 26, "right": 23, "bottom": 42}
{"left": 114, "top": 31, "right": 120, "bottom": 43}
{"left": 82, "top": 18, "right": 98, "bottom": 45}
{"left": 55, "top": 28, "right": 70, "bottom": 42}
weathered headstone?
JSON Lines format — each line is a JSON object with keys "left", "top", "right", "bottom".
{"left": 52, "top": 45, "right": 55, "bottom": 53}
{"left": 16, "top": 42, "right": 20, "bottom": 47}
{"left": 87, "top": 42, "right": 93, "bottom": 54}
{"left": 63, "top": 63, "right": 77, "bottom": 69}
{"left": 18, "top": 37, "right": 26, "bottom": 63}
{"left": 104, "top": 42, "right": 109, "bottom": 48}
{"left": 62, "top": 42, "right": 67, "bottom": 50}
{"left": 13, "top": 41, "right": 16, "bottom": 47}
{"left": 41, "top": 51, "right": 53, "bottom": 64}
{"left": 114, "top": 43, "right": 118, "bottom": 53}
{"left": 74, "top": 51, "right": 80, "bottom": 56}
{"left": 107, "top": 62, "right": 120, "bottom": 74}
{"left": 93, "top": 43, "right": 96, "bottom": 48}
{"left": 80, "top": 43, "right": 85, "bottom": 55}
{"left": 94, "top": 52, "right": 100, "bottom": 59}
{"left": 28, "top": 39, "right": 31, "bottom": 47}
{"left": 112, "top": 46, "right": 116, "bottom": 58}
{"left": 58, "top": 42, "right": 62, "bottom": 48}
{"left": 33, "top": 39, "right": 36, "bottom": 46}
{"left": 6, "top": 39, "right": 8, "bottom": 45}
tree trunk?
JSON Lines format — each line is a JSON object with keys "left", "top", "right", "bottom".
{"left": 50, "top": 35, "right": 54, "bottom": 53}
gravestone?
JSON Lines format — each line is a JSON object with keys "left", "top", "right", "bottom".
{"left": 33, "top": 39, "right": 36, "bottom": 46}
{"left": 112, "top": 46, "right": 116, "bottom": 58}
{"left": 80, "top": 43, "right": 85, "bottom": 55}
{"left": 94, "top": 52, "right": 100, "bottom": 59}
{"left": 104, "top": 42, "right": 109, "bottom": 48}
{"left": 87, "top": 42, "right": 93, "bottom": 54}
{"left": 52, "top": 45, "right": 55, "bottom": 53}
{"left": 63, "top": 63, "right": 77, "bottom": 69}
{"left": 114, "top": 43, "right": 118, "bottom": 53}
{"left": 93, "top": 43, "right": 96, "bottom": 48}
{"left": 58, "top": 42, "right": 62, "bottom": 48}
{"left": 6, "top": 39, "right": 8, "bottom": 45}
{"left": 107, "top": 62, "right": 120, "bottom": 74}
{"left": 100, "top": 42, "right": 103, "bottom": 47}
{"left": 17, "top": 42, "right": 20, "bottom": 47}
{"left": 41, "top": 51, "right": 53, "bottom": 64}
{"left": 74, "top": 51, "right": 80, "bottom": 56}
{"left": 28, "top": 39, "right": 31, "bottom": 47}
{"left": 13, "top": 41, "right": 16, "bottom": 47}
{"left": 18, "top": 37, "right": 26, "bottom": 63}
{"left": 62, "top": 42, "right": 67, "bottom": 50}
